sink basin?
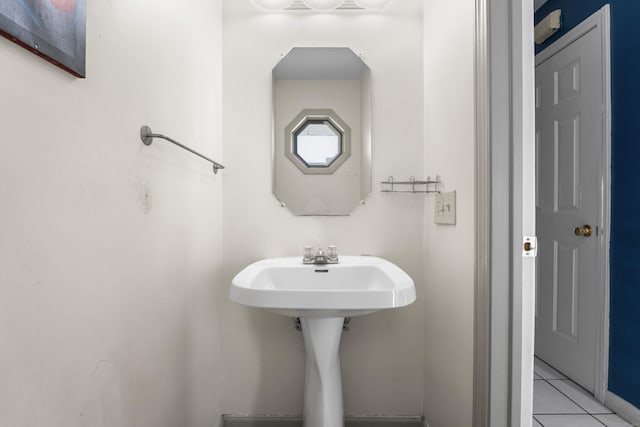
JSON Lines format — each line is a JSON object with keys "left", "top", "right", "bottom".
{"left": 230, "top": 255, "right": 416, "bottom": 318}
{"left": 230, "top": 255, "right": 415, "bottom": 427}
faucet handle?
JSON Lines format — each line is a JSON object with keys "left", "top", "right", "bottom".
{"left": 327, "top": 245, "right": 338, "bottom": 262}
{"left": 303, "top": 245, "right": 314, "bottom": 262}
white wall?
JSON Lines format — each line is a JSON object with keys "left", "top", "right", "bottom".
{"left": 0, "top": 1, "right": 224, "bottom": 426}
{"left": 423, "top": 0, "right": 476, "bottom": 426}
{"left": 221, "top": 0, "right": 425, "bottom": 417}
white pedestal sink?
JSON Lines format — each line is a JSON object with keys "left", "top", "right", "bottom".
{"left": 230, "top": 256, "right": 416, "bottom": 427}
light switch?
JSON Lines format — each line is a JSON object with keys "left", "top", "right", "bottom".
{"left": 434, "top": 191, "right": 456, "bottom": 225}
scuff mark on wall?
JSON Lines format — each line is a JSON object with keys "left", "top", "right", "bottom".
{"left": 134, "top": 179, "right": 152, "bottom": 215}
{"left": 92, "top": 359, "right": 110, "bottom": 378}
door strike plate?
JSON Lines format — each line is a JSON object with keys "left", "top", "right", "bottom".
{"left": 523, "top": 236, "right": 538, "bottom": 257}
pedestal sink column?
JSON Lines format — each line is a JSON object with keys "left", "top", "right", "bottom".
{"left": 300, "top": 317, "right": 344, "bottom": 427}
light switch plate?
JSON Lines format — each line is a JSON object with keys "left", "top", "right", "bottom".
{"left": 434, "top": 191, "right": 456, "bottom": 225}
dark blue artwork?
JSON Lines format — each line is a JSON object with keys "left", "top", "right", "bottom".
{"left": 0, "top": 0, "right": 86, "bottom": 77}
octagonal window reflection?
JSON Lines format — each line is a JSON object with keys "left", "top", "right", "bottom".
{"left": 293, "top": 120, "right": 342, "bottom": 168}
{"left": 285, "top": 109, "right": 351, "bottom": 175}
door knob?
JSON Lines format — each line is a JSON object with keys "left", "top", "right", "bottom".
{"left": 574, "top": 224, "right": 593, "bottom": 237}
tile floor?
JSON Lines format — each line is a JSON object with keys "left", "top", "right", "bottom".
{"left": 533, "top": 357, "right": 634, "bottom": 426}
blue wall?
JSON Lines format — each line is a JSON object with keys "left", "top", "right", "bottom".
{"left": 535, "top": 1, "right": 640, "bottom": 408}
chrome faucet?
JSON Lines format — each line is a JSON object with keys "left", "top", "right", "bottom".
{"left": 313, "top": 249, "right": 328, "bottom": 264}
{"left": 303, "top": 245, "right": 339, "bottom": 264}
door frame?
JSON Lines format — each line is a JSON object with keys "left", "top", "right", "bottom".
{"left": 472, "top": 0, "right": 490, "bottom": 424}
{"left": 473, "top": 4, "right": 612, "bottom": 426}
{"left": 474, "top": 0, "right": 537, "bottom": 425}
{"left": 534, "top": 5, "right": 611, "bottom": 402}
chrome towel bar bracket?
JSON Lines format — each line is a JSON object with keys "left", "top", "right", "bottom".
{"left": 139, "top": 125, "right": 225, "bottom": 174}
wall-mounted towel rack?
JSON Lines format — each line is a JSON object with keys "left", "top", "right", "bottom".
{"left": 139, "top": 125, "right": 225, "bottom": 174}
{"left": 381, "top": 176, "right": 441, "bottom": 193}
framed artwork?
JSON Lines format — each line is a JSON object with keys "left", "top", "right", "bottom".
{"left": 0, "top": 0, "right": 86, "bottom": 78}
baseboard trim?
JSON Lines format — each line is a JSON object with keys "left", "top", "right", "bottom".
{"left": 604, "top": 391, "right": 640, "bottom": 426}
{"left": 222, "top": 415, "right": 424, "bottom": 427}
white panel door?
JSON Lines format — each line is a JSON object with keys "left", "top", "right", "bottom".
{"left": 535, "top": 24, "right": 604, "bottom": 392}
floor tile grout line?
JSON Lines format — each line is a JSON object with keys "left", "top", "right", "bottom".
{"left": 589, "top": 413, "right": 608, "bottom": 426}
{"left": 534, "top": 358, "right": 621, "bottom": 424}
{"left": 533, "top": 414, "right": 545, "bottom": 427}
{"left": 533, "top": 414, "right": 608, "bottom": 427}
{"left": 534, "top": 371, "right": 618, "bottom": 426}
{"left": 545, "top": 376, "right": 615, "bottom": 415}
{"left": 545, "top": 377, "right": 592, "bottom": 414}
{"left": 534, "top": 412, "right": 594, "bottom": 415}
{"left": 535, "top": 356, "right": 566, "bottom": 376}
{"left": 532, "top": 377, "right": 589, "bottom": 416}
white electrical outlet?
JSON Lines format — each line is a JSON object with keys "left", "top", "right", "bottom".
{"left": 434, "top": 191, "right": 456, "bottom": 225}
